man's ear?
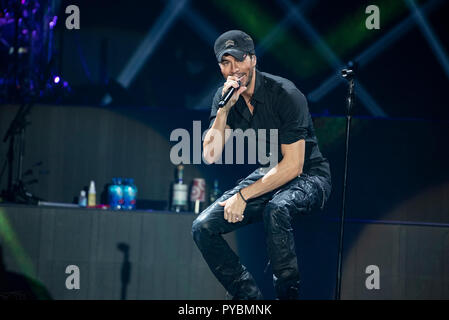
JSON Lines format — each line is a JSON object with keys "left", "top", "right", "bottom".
{"left": 251, "top": 55, "right": 257, "bottom": 67}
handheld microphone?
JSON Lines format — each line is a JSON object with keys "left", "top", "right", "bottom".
{"left": 218, "top": 80, "right": 241, "bottom": 108}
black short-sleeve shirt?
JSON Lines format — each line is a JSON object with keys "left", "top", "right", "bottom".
{"left": 208, "top": 69, "right": 331, "bottom": 180}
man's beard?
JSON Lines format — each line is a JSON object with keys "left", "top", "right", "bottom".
{"left": 245, "top": 67, "right": 254, "bottom": 87}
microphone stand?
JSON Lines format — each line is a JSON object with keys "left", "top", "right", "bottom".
{"left": 335, "top": 63, "right": 355, "bottom": 300}
{"left": 1, "top": 102, "right": 41, "bottom": 204}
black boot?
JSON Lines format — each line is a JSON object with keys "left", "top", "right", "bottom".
{"left": 275, "top": 280, "right": 300, "bottom": 300}
{"left": 226, "top": 269, "right": 264, "bottom": 300}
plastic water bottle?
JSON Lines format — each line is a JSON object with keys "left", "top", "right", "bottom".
{"left": 108, "top": 178, "right": 124, "bottom": 210}
{"left": 123, "top": 178, "right": 137, "bottom": 210}
{"left": 78, "top": 190, "right": 87, "bottom": 207}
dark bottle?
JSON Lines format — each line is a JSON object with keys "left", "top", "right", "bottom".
{"left": 171, "top": 165, "right": 188, "bottom": 212}
{"left": 209, "top": 179, "right": 221, "bottom": 205}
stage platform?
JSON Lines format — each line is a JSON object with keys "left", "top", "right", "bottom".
{"left": 0, "top": 204, "right": 235, "bottom": 300}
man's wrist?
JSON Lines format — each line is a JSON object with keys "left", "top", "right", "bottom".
{"left": 217, "top": 106, "right": 230, "bottom": 116}
{"left": 239, "top": 187, "right": 251, "bottom": 202}
{"left": 238, "top": 188, "right": 248, "bottom": 203}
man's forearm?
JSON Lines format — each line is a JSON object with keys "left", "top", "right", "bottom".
{"left": 203, "top": 108, "right": 229, "bottom": 163}
{"left": 240, "top": 160, "right": 301, "bottom": 201}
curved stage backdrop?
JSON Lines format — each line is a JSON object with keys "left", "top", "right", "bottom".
{"left": 0, "top": 104, "right": 448, "bottom": 299}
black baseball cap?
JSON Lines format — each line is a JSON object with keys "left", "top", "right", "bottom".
{"left": 214, "top": 30, "right": 255, "bottom": 63}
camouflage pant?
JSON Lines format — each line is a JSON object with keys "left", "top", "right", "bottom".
{"left": 192, "top": 167, "right": 331, "bottom": 299}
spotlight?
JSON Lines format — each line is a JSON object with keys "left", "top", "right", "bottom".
{"left": 49, "top": 16, "right": 57, "bottom": 29}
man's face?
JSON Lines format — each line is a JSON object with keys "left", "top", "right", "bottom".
{"left": 218, "top": 53, "right": 256, "bottom": 87}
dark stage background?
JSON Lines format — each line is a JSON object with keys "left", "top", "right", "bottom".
{"left": 1, "top": 0, "right": 448, "bottom": 299}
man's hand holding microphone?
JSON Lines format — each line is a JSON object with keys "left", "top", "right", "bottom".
{"left": 218, "top": 75, "right": 247, "bottom": 114}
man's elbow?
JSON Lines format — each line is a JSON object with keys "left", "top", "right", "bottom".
{"left": 289, "top": 163, "right": 303, "bottom": 178}
{"left": 202, "top": 147, "right": 217, "bottom": 165}
{"left": 203, "top": 155, "right": 215, "bottom": 165}
{"left": 203, "top": 151, "right": 213, "bottom": 164}
{"left": 280, "top": 156, "right": 303, "bottom": 179}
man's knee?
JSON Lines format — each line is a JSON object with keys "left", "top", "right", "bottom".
{"left": 191, "top": 209, "right": 219, "bottom": 242}
{"left": 263, "top": 202, "right": 292, "bottom": 234}
{"left": 191, "top": 218, "right": 207, "bottom": 242}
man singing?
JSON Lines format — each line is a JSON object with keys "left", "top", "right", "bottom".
{"left": 192, "top": 30, "right": 332, "bottom": 300}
